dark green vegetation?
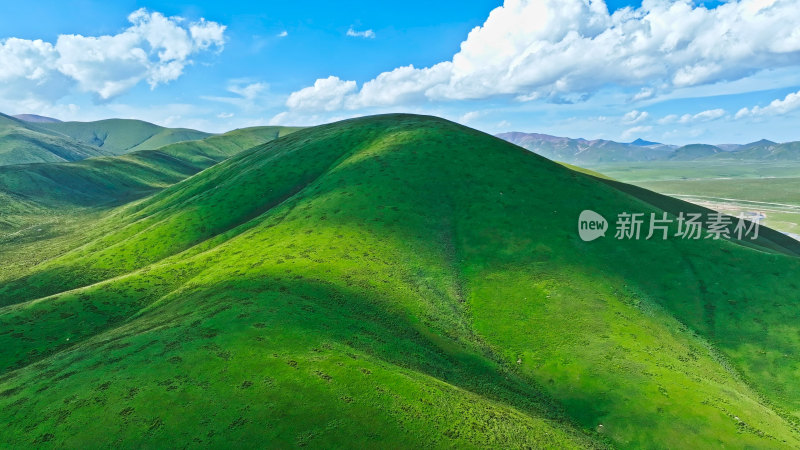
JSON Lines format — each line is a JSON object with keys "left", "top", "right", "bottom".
{"left": 2, "top": 114, "right": 800, "bottom": 448}
{"left": 0, "top": 113, "right": 213, "bottom": 166}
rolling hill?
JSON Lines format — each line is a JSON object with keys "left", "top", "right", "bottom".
{"left": 36, "top": 119, "right": 212, "bottom": 155}
{"left": 1, "top": 114, "right": 800, "bottom": 448}
{"left": 0, "top": 113, "right": 108, "bottom": 165}
{"left": 0, "top": 113, "right": 215, "bottom": 166}
{"left": 12, "top": 114, "right": 62, "bottom": 123}
{"left": 0, "top": 126, "right": 300, "bottom": 236}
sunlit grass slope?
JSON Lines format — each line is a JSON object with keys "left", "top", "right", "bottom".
{"left": 1, "top": 114, "right": 799, "bottom": 448}
{"left": 37, "top": 118, "right": 212, "bottom": 155}
{"left": 0, "top": 126, "right": 300, "bottom": 211}
{"left": 0, "top": 114, "right": 108, "bottom": 165}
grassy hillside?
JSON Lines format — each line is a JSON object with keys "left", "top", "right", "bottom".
{"left": 37, "top": 119, "right": 212, "bottom": 155}
{"left": 0, "top": 114, "right": 108, "bottom": 165}
{"left": 1, "top": 114, "right": 800, "bottom": 448}
{"left": 0, "top": 126, "right": 300, "bottom": 246}
{"left": 0, "top": 126, "right": 299, "bottom": 210}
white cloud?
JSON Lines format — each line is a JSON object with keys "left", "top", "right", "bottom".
{"left": 286, "top": 76, "right": 357, "bottom": 111}
{"left": 659, "top": 108, "right": 726, "bottom": 124}
{"left": 459, "top": 110, "right": 482, "bottom": 123}
{"left": 692, "top": 108, "right": 726, "bottom": 121}
{"left": 346, "top": 28, "right": 376, "bottom": 39}
{"left": 622, "top": 125, "right": 653, "bottom": 140}
{"left": 286, "top": 0, "right": 800, "bottom": 112}
{"left": 736, "top": 89, "right": 800, "bottom": 118}
{"left": 278, "top": 30, "right": 288, "bottom": 38}
{"left": 632, "top": 88, "right": 655, "bottom": 101}
{"left": 0, "top": 8, "right": 225, "bottom": 102}
{"left": 658, "top": 114, "right": 679, "bottom": 125}
{"left": 622, "top": 110, "right": 649, "bottom": 124}
{"left": 203, "top": 80, "right": 272, "bottom": 111}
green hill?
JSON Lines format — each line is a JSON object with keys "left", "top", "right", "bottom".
{"left": 670, "top": 143, "right": 722, "bottom": 160}
{"left": 0, "top": 126, "right": 300, "bottom": 241}
{"left": 1, "top": 114, "right": 800, "bottom": 448}
{"left": 0, "top": 126, "right": 299, "bottom": 210}
{"left": 0, "top": 113, "right": 109, "bottom": 165}
{"left": 37, "top": 119, "right": 212, "bottom": 155}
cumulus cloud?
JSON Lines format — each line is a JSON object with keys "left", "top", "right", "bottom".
{"left": 622, "top": 110, "right": 649, "bottom": 124}
{"left": 0, "top": 8, "right": 225, "bottom": 101}
{"left": 286, "top": 76, "right": 358, "bottom": 111}
{"left": 287, "top": 0, "right": 800, "bottom": 111}
{"left": 278, "top": 30, "right": 288, "bottom": 38}
{"left": 735, "top": 89, "right": 800, "bottom": 118}
{"left": 346, "top": 28, "right": 376, "bottom": 39}
{"left": 691, "top": 108, "right": 726, "bottom": 121}
{"left": 659, "top": 108, "right": 726, "bottom": 124}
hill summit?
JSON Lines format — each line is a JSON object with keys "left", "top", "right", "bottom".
{"left": 1, "top": 114, "right": 800, "bottom": 448}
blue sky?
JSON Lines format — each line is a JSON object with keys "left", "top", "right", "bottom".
{"left": 1, "top": 0, "right": 799, "bottom": 144}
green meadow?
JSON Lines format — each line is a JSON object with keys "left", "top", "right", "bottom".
{"left": 1, "top": 115, "right": 800, "bottom": 448}
{"left": 591, "top": 160, "right": 800, "bottom": 236}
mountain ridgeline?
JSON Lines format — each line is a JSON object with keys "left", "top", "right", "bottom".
{"left": 498, "top": 131, "right": 800, "bottom": 164}
{"left": 1, "top": 114, "right": 800, "bottom": 448}
{"left": 0, "top": 125, "right": 300, "bottom": 233}
{"left": 0, "top": 113, "right": 212, "bottom": 166}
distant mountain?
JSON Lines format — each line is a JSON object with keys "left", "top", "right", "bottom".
{"left": 496, "top": 131, "right": 676, "bottom": 164}
{"left": 670, "top": 144, "right": 722, "bottom": 160}
{"left": 630, "top": 138, "right": 662, "bottom": 146}
{"left": 717, "top": 140, "right": 800, "bottom": 161}
{"left": 37, "top": 119, "right": 212, "bottom": 155}
{"left": 0, "top": 113, "right": 109, "bottom": 165}
{"left": 0, "top": 112, "right": 214, "bottom": 166}
{"left": 498, "top": 131, "right": 800, "bottom": 163}
{"left": 12, "top": 114, "right": 62, "bottom": 123}
{"left": 0, "top": 125, "right": 300, "bottom": 212}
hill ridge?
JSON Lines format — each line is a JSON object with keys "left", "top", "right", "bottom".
{"left": 1, "top": 114, "right": 800, "bottom": 448}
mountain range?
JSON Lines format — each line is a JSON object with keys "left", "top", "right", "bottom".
{"left": 1, "top": 114, "right": 800, "bottom": 447}
{"left": 0, "top": 113, "right": 211, "bottom": 166}
{"left": 498, "top": 131, "right": 797, "bottom": 164}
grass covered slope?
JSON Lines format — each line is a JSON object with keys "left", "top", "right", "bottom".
{"left": 0, "top": 126, "right": 300, "bottom": 211}
{"left": 1, "top": 115, "right": 800, "bottom": 447}
{"left": 0, "top": 114, "right": 108, "bottom": 165}
{"left": 37, "top": 119, "right": 212, "bottom": 155}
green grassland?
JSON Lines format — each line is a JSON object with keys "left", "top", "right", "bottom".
{"left": 1, "top": 115, "right": 800, "bottom": 448}
{"left": 0, "top": 126, "right": 299, "bottom": 280}
{"left": 0, "top": 114, "right": 221, "bottom": 167}
{"left": 36, "top": 119, "right": 212, "bottom": 155}
{"left": 0, "top": 114, "right": 109, "bottom": 165}
{"left": 590, "top": 160, "right": 800, "bottom": 237}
